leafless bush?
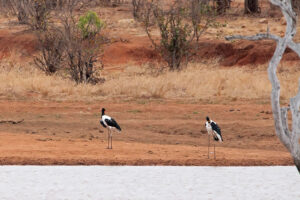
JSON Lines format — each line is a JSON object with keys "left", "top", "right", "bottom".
{"left": 132, "top": 0, "right": 146, "bottom": 20}
{"left": 60, "top": 13, "right": 105, "bottom": 84}
{"left": 33, "top": 6, "right": 105, "bottom": 83}
{"left": 0, "top": 0, "right": 12, "bottom": 16}
{"left": 91, "top": 0, "right": 126, "bottom": 7}
{"left": 34, "top": 28, "right": 65, "bottom": 74}
{"left": 54, "top": 0, "right": 85, "bottom": 13}
{"left": 29, "top": 0, "right": 51, "bottom": 30}
{"left": 2, "top": 0, "right": 87, "bottom": 28}
{"left": 4, "top": 0, "right": 29, "bottom": 24}
{"left": 4, "top": 0, "right": 51, "bottom": 30}
{"left": 143, "top": 0, "right": 215, "bottom": 70}
{"left": 190, "top": 0, "right": 216, "bottom": 42}
{"left": 214, "top": 0, "right": 231, "bottom": 14}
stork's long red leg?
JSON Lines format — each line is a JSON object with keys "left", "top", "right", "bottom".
{"left": 109, "top": 129, "right": 112, "bottom": 149}
{"left": 107, "top": 129, "right": 109, "bottom": 149}
{"left": 208, "top": 134, "right": 210, "bottom": 159}
{"left": 214, "top": 144, "right": 216, "bottom": 160}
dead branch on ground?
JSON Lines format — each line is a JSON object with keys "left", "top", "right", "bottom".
{"left": 0, "top": 119, "right": 24, "bottom": 124}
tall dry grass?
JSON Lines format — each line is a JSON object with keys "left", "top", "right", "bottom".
{"left": 0, "top": 62, "right": 103, "bottom": 101}
{"left": 101, "top": 62, "right": 300, "bottom": 101}
{"left": 0, "top": 60, "right": 299, "bottom": 102}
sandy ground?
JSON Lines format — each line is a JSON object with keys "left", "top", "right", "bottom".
{"left": 0, "top": 100, "right": 293, "bottom": 165}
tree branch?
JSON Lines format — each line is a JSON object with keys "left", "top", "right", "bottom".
{"left": 225, "top": 33, "right": 280, "bottom": 42}
{"left": 280, "top": 106, "right": 291, "bottom": 138}
{"left": 225, "top": 0, "right": 300, "bottom": 173}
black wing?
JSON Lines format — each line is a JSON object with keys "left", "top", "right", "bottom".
{"left": 211, "top": 122, "right": 223, "bottom": 141}
{"left": 100, "top": 120, "right": 107, "bottom": 128}
{"left": 105, "top": 118, "right": 121, "bottom": 131}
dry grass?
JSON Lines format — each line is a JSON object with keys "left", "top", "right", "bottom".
{"left": 101, "top": 62, "right": 300, "bottom": 101}
{"left": 0, "top": 62, "right": 103, "bottom": 101}
{"left": 1, "top": 60, "right": 299, "bottom": 102}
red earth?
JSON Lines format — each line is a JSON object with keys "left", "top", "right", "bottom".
{"left": 0, "top": 29, "right": 299, "bottom": 68}
{"left": 0, "top": 100, "right": 293, "bottom": 165}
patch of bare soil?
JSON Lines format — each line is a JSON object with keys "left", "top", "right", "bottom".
{"left": 0, "top": 100, "right": 293, "bottom": 166}
{"left": 0, "top": 29, "right": 37, "bottom": 61}
{"left": 102, "top": 36, "right": 300, "bottom": 67}
{"left": 196, "top": 40, "right": 300, "bottom": 66}
{"left": 102, "top": 36, "right": 160, "bottom": 69}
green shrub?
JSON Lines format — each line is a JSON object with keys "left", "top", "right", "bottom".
{"left": 78, "top": 11, "right": 104, "bottom": 39}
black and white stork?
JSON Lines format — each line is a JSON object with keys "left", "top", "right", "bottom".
{"left": 205, "top": 116, "right": 223, "bottom": 159}
{"left": 100, "top": 108, "right": 122, "bottom": 149}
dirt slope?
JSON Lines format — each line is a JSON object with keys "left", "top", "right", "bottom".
{"left": 1, "top": 27, "right": 298, "bottom": 67}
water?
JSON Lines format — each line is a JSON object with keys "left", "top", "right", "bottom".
{"left": 0, "top": 166, "right": 299, "bottom": 200}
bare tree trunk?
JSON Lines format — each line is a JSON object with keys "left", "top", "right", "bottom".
{"left": 226, "top": 0, "right": 300, "bottom": 173}
{"left": 215, "top": 0, "right": 227, "bottom": 14}
{"left": 244, "top": 0, "right": 259, "bottom": 14}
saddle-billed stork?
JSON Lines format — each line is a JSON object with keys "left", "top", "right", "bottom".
{"left": 205, "top": 116, "right": 223, "bottom": 159}
{"left": 100, "top": 108, "right": 121, "bottom": 149}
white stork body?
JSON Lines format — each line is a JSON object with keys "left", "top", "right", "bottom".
{"left": 205, "top": 120, "right": 223, "bottom": 142}
{"left": 205, "top": 117, "right": 223, "bottom": 159}
{"left": 100, "top": 108, "right": 121, "bottom": 149}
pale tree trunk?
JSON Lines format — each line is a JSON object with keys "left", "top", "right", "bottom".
{"left": 226, "top": 0, "right": 300, "bottom": 174}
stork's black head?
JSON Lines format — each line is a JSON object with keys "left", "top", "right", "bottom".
{"left": 206, "top": 116, "right": 210, "bottom": 122}
{"left": 101, "top": 108, "right": 105, "bottom": 115}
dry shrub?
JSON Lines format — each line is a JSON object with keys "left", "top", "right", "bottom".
{"left": 1, "top": 0, "right": 90, "bottom": 28}
{"left": 142, "top": 0, "right": 215, "bottom": 70}
{"left": 5, "top": 0, "right": 51, "bottom": 30}
{"left": 34, "top": 11, "right": 105, "bottom": 83}
{"left": 132, "top": 0, "right": 146, "bottom": 20}
{"left": 61, "top": 11, "right": 105, "bottom": 84}
{"left": 34, "top": 27, "right": 65, "bottom": 74}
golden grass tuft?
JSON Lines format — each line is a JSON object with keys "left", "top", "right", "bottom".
{"left": 0, "top": 60, "right": 300, "bottom": 102}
